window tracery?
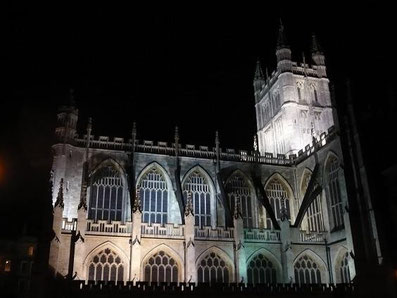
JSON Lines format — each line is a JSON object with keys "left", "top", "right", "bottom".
{"left": 138, "top": 166, "right": 168, "bottom": 225}
{"left": 197, "top": 252, "right": 230, "bottom": 283}
{"left": 88, "top": 248, "right": 124, "bottom": 282}
{"left": 327, "top": 157, "right": 344, "bottom": 230}
{"left": 182, "top": 170, "right": 211, "bottom": 227}
{"left": 143, "top": 250, "right": 178, "bottom": 283}
{"left": 339, "top": 252, "right": 351, "bottom": 283}
{"left": 247, "top": 253, "right": 277, "bottom": 284}
{"left": 265, "top": 178, "right": 290, "bottom": 228}
{"left": 226, "top": 173, "right": 254, "bottom": 228}
{"left": 301, "top": 172, "right": 324, "bottom": 232}
{"left": 294, "top": 255, "right": 321, "bottom": 284}
{"left": 88, "top": 166, "right": 124, "bottom": 221}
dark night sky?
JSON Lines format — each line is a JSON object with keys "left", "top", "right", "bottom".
{"left": 1, "top": 2, "right": 396, "bottom": 245}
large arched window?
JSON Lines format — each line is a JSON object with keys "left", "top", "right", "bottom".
{"left": 182, "top": 169, "right": 211, "bottom": 227}
{"left": 88, "top": 166, "right": 124, "bottom": 221}
{"left": 265, "top": 178, "right": 290, "bottom": 228}
{"left": 197, "top": 252, "right": 230, "bottom": 284}
{"left": 301, "top": 171, "right": 324, "bottom": 232}
{"left": 247, "top": 253, "right": 277, "bottom": 284}
{"left": 225, "top": 173, "right": 254, "bottom": 228}
{"left": 88, "top": 248, "right": 124, "bottom": 282}
{"left": 138, "top": 166, "right": 168, "bottom": 225}
{"left": 143, "top": 250, "right": 178, "bottom": 283}
{"left": 294, "top": 255, "right": 322, "bottom": 284}
{"left": 339, "top": 252, "right": 351, "bottom": 284}
{"left": 326, "top": 156, "right": 344, "bottom": 230}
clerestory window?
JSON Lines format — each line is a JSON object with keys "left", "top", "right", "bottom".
{"left": 138, "top": 166, "right": 168, "bottom": 225}
{"left": 88, "top": 166, "right": 124, "bottom": 221}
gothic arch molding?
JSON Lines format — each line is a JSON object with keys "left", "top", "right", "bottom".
{"left": 87, "top": 157, "right": 130, "bottom": 222}
{"left": 140, "top": 243, "right": 184, "bottom": 282}
{"left": 195, "top": 246, "right": 235, "bottom": 283}
{"left": 225, "top": 169, "right": 258, "bottom": 228}
{"left": 293, "top": 249, "right": 329, "bottom": 283}
{"left": 83, "top": 241, "right": 129, "bottom": 281}
{"left": 263, "top": 172, "right": 296, "bottom": 224}
{"left": 89, "top": 157, "right": 127, "bottom": 179}
{"left": 135, "top": 161, "right": 173, "bottom": 190}
{"left": 263, "top": 172, "right": 294, "bottom": 197}
{"left": 181, "top": 165, "right": 216, "bottom": 192}
{"left": 323, "top": 151, "right": 340, "bottom": 179}
{"left": 181, "top": 165, "right": 217, "bottom": 227}
{"left": 246, "top": 247, "right": 282, "bottom": 282}
{"left": 135, "top": 162, "right": 181, "bottom": 224}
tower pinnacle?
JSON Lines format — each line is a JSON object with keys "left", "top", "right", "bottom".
{"left": 276, "top": 19, "right": 289, "bottom": 50}
{"left": 253, "top": 58, "right": 265, "bottom": 94}
{"left": 275, "top": 20, "right": 292, "bottom": 72}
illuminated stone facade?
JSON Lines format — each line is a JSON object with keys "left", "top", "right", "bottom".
{"left": 49, "top": 25, "right": 356, "bottom": 285}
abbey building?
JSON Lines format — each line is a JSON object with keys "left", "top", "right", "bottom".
{"left": 49, "top": 23, "right": 356, "bottom": 286}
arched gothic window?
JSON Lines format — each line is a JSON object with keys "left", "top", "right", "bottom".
{"left": 265, "top": 178, "right": 290, "bottom": 228}
{"left": 88, "top": 166, "right": 124, "bottom": 221}
{"left": 138, "top": 166, "right": 168, "bottom": 225}
{"left": 144, "top": 251, "right": 178, "bottom": 283}
{"left": 301, "top": 172, "right": 324, "bottom": 232}
{"left": 247, "top": 253, "right": 277, "bottom": 284}
{"left": 339, "top": 252, "right": 351, "bottom": 283}
{"left": 327, "top": 157, "right": 344, "bottom": 230}
{"left": 226, "top": 173, "right": 254, "bottom": 228}
{"left": 183, "top": 170, "right": 211, "bottom": 227}
{"left": 88, "top": 248, "right": 124, "bottom": 282}
{"left": 197, "top": 252, "right": 230, "bottom": 284}
{"left": 294, "top": 255, "right": 322, "bottom": 284}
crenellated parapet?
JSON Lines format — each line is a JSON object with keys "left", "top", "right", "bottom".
{"left": 71, "top": 125, "right": 337, "bottom": 166}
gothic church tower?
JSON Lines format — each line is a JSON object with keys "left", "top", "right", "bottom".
{"left": 254, "top": 22, "right": 333, "bottom": 156}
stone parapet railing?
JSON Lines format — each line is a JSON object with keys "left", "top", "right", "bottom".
{"left": 62, "top": 218, "right": 77, "bottom": 231}
{"left": 73, "top": 126, "right": 336, "bottom": 166}
{"left": 194, "top": 226, "right": 234, "bottom": 240}
{"left": 57, "top": 280, "right": 356, "bottom": 297}
{"left": 141, "top": 223, "right": 184, "bottom": 239}
{"left": 298, "top": 230, "right": 325, "bottom": 243}
{"left": 243, "top": 229, "right": 281, "bottom": 242}
{"left": 85, "top": 220, "right": 132, "bottom": 235}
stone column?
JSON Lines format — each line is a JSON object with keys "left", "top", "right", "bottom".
{"left": 73, "top": 205, "right": 87, "bottom": 280}
{"left": 233, "top": 199, "right": 246, "bottom": 284}
{"left": 130, "top": 190, "right": 142, "bottom": 283}
{"left": 184, "top": 192, "right": 196, "bottom": 283}
{"left": 280, "top": 217, "right": 294, "bottom": 283}
{"left": 49, "top": 179, "right": 65, "bottom": 277}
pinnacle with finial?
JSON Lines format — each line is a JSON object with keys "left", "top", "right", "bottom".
{"left": 174, "top": 126, "right": 179, "bottom": 142}
{"left": 184, "top": 191, "right": 194, "bottom": 216}
{"left": 215, "top": 130, "right": 220, "bottom": 146}
{"left": 311, "top": 33, "right": 322, "bottom": 54}
{"left": 254, "top": 58, "right": 265, "bottom": 81}
{"left": 87, "top": 117, "right": 92, "bottom": 132}
{"left": 277, "top": 18, "right": 289, "bottom": 50}
{"left": 69, "top": 88, "right": 76, "bottom": 107}
{"left": 132, "top": 122, "right": 137, "bottom": 136}
{"left": 233, "top": 197, "right": 241, "bottom": 219}
{"left": 132, "top": 188, "right": 142, "bottom": 213}
{"left": 55, "top": 178, "right": 64, "bottom": 208}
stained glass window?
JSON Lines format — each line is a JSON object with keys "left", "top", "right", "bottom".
{"left": 138, "top": 167, "right": 168, "bottom": 225}
{"left": 88, "top": 248, "right": 124, "bottom": 282}
{"left": 144, "top": 251, "right": 178, "bottom": 283}
{"left": 88, "top": 166, "right": 124, "bottom": 221}
{"left": 226, "top": 173, "right": 254, "bottom": 228}
{"left": 197, "top": 252, "right": 230, "bottom": 284}
{"left": 247, "top": 253, "right": 277, "bottom": 284}
{"left": 183, "top": 170, "right": 211, "bottom": 227}
{"left": 294, "top": 255, "right": 321, "bottom": 284}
